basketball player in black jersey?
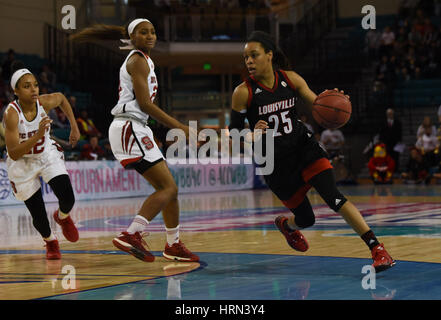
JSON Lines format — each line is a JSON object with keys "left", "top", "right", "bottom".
{"left": 229, "top": 31, "right": 395, "bottom": 273}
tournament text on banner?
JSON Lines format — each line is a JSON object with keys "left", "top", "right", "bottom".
{"left": 0, "top": 160, "right": 255, "bottom": 206}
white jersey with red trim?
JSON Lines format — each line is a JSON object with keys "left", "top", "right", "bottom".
{"left": 5, "top": 99, "right": 52, "bottom": 159}
{"left": 111, "top": 49, "right": 158, "bottom": 122}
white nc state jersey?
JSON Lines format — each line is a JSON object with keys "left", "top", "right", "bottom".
{"left": 111, "top": 50, "right": 158, "bottom": 122}
{"left": 6, "top": 99, "right": 51, "bottom": 158}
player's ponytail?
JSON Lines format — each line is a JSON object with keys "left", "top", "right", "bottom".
{"left": 247, "top": 30, "right": 291, "bottom": 70}
{"left": 70, "top": 24, "right": 127, "bottom": 43}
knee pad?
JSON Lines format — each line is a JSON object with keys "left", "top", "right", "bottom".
{"left": 309, "top": 169, "right": 348, "bottom": 212}
{"left": 323, "top": 191, "right": 347, "bottom": 212}
{"left": 290, "top": 198, "right": 315, "bottom": 229}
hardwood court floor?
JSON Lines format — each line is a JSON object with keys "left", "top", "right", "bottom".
{"left": 1, "top": 185, "right": 441, "bottom": 300}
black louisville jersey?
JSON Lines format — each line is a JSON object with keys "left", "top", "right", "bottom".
{"left": 244, "top": 69, "right": 314, "bottom": 157}
{"left": 244, "top": 69, "right": 329, "bottom": 200}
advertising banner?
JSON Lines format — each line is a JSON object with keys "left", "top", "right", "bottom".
{"left": 0, "top": 160, "right": 255, "bottom": 206}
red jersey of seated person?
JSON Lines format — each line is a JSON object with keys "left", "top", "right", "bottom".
{"left": 368, "top": 143, "right": 396, "bottom": 183}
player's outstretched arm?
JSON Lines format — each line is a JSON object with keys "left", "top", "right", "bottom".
{"left": 127, "top": 54, "right": 193, "bottom": 136}
{"left": 39, "top": 93, "right": 80, "bottom": 147}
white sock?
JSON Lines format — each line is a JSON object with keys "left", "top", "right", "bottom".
{"left": 127, "top": 215, "right": 150, "bottom": 234}
{"left": 166, "top": 225, "right": 180, "bottom": 246}
{"left": 44, "top": 233, "right": 56, "bottom": 241}
{"left": 58, "top": 209, "right": 70, "bottom": 220}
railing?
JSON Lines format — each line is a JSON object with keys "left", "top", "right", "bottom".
{"left": 44, "top": 0, "right": 340, "bottom": 130}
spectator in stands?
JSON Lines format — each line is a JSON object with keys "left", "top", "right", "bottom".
{"left": 425, "top": 51, "right": 440, "bottom": 77}
{"left": 80, "top": 136, "right": 105, "bottom": 160}
{"left": 405, "top": 46, "right": 416, "bottom": 63}
{"left": 414, "top": 66, "right": 423, "bottom": 79}
{"left": 76, "top": 109, "right": 102, "bottom": 140}
{"left": 368, "top": 143, "right": 396, "bottom": 184}
{"left": 320, "top": 127, "right": 345, "bottom": 161}
{"left": 408, "top": 24, "right": 423, "bottom": 46}
{"left": 370, "top": 3, "right": 441, "bottom": 92}
{"left": 373, "top": 72, "right": 387, "bottom": 91}
{"left": 379, "top": 26, "right": 395, "bottom": 56}
{"left": 417, "top": 116, "right": 437, "bottom": 139}
{"left": 68, "top": 95, "right": 77, "bottom": 111}
{"left": 39, "top": 64, "right": 57, "bottom": 93}
{"left": 365, "top": 29, "right": 381, "bottom": 61}
{"left": 422, "top": 18, "right": 436, "bottom": 44}
{"left": 1, "top": 49, "right": 16, "bottom": 81}
{"left": 415, "top": 125, "right": 439, "bottom": 167}
{"left": 395, "top": 27, "right": 409, "bottom": 53}
{"left": 102, "top": 141, "right": 115, "bottom": 160}
{"left": 401, "top": 147, "right": 430, "bottom": 184}
{"left": 379, "top": 108, "right": 402, "bottom": 169}
{"left": 407, "top": 56, "right": 418, "bottom": 76}
{"left": 396, "top": 66, "right": 411, "bottom": 82}
{"left": 376, "top": 55, "right": 392, "bottom": 79}
{"left": 50, "top": 109, "right": 71, "bottom": 129}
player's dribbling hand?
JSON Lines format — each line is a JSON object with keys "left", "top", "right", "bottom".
{"left": 253, "top": 120, "right": 269, "bottom": 142}
{"left": 254, "top": 120, "right": 269, "bottom": 132}
{"left": 333, "top": 88, "right": 350, "bottom": 99}
{"left": 319, "top": 88, "right": 350, "bottom": 100}
{"left": 37, "top": 116, "right": 52, "bottom": 138}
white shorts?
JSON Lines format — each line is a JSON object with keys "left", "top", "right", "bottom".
{"left": 108, "top": 118, "right": 164, "bottom": 168}
{"left": 6, "top": 141, "right": 68, "bottom": 201}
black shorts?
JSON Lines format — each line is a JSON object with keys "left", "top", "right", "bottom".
{"left": 263, "top": 138, "right": 331, "bottom": 209}
{"left": 125, "top": 158, "right": 164, "bottom": 175}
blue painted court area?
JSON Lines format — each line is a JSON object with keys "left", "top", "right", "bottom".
{"left": 40, "top": 252, "right": 441, "bottom": 300}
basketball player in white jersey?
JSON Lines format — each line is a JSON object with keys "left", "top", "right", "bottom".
{"left": 3, "top": 61, "right": 81, "bottom": 260}
{"left": 71, "top": 19, "right": 199, "bottom": 262}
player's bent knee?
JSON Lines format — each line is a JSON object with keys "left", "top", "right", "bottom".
{"left": 166, "top": 185, "right": 178, "bottom": 200}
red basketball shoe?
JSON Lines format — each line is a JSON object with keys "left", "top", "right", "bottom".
{"left": 163, "top": 241, "right": 200, "bottom": 262}
{"left": 113, "top": 231, "right": 155, "bottom": 262}
{"left": 275, "top": 216, "right": 309, "bottom": 252}
{"left": 53, "top": 210, "right": 79, "bottom": 242}
{"left": 371, "top": 243, "right": 396, "bottom": 273}
{"left": 45, "top": 239, "right": 61, "bottom": 260}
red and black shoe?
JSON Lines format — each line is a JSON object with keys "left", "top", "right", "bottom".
{"left": 113, "top": 231, "right": 155, "bottom": 262}
{"left": 45, "top": 239, "right": 61, "bottom": 260}
{"left": 163, "top": 241, "right": 200, "bottom": 262}
{"left": 274, "top": 216, "right": 309, "bottom": 252}
{"left": 372, "top": 243, "right": 396, "bottom": 273}
{"left": 53, "top": 210, "right": 79, "bottom": 242}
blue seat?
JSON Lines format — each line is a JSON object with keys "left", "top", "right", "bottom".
{"left": 52, "top": 128, "right": 70, "bottom": 141}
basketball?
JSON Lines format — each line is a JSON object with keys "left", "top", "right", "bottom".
{"left": 312, "top": 90, "right": 352, "bottom": 129}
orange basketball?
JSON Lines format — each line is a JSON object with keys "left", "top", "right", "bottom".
{"left": 312, "top": 90, "right": 352, "bottom": 129}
